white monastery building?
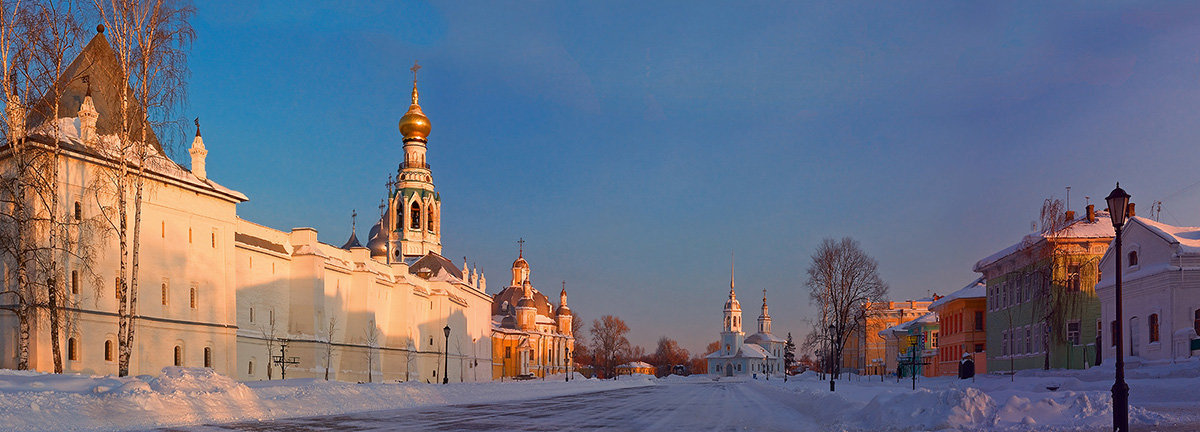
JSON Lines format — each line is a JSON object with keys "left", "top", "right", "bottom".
{"left": 706, "top": 262, "right": 785, "bottom": 377}
{"left": 0, "top": 28, "right": 506, "bottom": 383}
{"left": 1096, "top": 217, "right": 1200, "bottom": 363}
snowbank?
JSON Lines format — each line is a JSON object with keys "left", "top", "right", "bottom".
{"left": 0, "top": 367, "right": 654, "bottom": 432}
{"left": 762, "top": 361, "right": 1197, "bottom": 431}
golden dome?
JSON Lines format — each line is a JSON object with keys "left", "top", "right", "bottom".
{"left": 399, "top": 85, "right": 431, "bottom": 140}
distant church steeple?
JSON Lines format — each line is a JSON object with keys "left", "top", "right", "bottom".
{"left": 757, "top": 288, "right": 772, "bottom": 334}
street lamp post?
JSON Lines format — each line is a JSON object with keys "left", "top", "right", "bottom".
{"left": 443, "top": 325, "right": 451, "bottom": 385}
{"left": 829, "top": 324, "right": 836, "bottom": 392}
{"left": 565, "top": 347, "right": 571, "bottom": 382}
{"left": 1106, "top": 184, "right": 1131, "bottom": 432}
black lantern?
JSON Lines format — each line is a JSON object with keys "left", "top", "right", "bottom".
{"left": 1106, "top": 184, "right": 1131, "bottom": 229}
{"left": 442, "top": 325, "right": 451, "bottom": 385}
{"left": 1106, "top": 183, "right": 1131, "bottom": 431}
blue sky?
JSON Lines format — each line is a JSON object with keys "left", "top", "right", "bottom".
{"left": 182, "top": 1, "right": 1200, "bottom": 353}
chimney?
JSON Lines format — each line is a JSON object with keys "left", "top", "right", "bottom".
{"left": 1064, "top": 210, "right": 1075, "bottom": 222}
{"left": 1128, "top": 202, "right": 1136, "bottom": 218}
{"left": 1086, "top": 204, "right": 1095, "bottom": 222}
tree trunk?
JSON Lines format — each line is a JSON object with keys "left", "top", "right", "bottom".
{"left": 49, "top": 277, "right": 61, "bottom": 373}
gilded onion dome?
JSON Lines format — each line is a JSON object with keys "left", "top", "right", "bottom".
{"left": 398, "top": 83, "right": 431, "bottom": 140}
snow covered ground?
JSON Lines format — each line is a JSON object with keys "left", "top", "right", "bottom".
{"left": 1, "top": 360, "right": 1198, "bottom": 431}
{"left": 0, "top": 368, "right": 653, "bottom": 432}
{"left": 761, "top": 359, "right": 1199, "bottom": 431}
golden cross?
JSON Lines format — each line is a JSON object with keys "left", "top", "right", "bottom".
{"left": 517, "top": 238, "right": 525, "bottom": 254}
{"left": 410, "top": 61, "right": 421, "bottom": 84}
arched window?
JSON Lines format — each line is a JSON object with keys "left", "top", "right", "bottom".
{"left": 67, "top": 338, "right": 78, "bottom": 361}
{"left": 161, "top": 282, "right": 169, "bottom": 306}
{"left": 410, "top": 202, "right": 421, "bottom": 230}
{"left": 1128, "top": 251, "right": 1139, "bottom": 267}
{"left": 74, "top": 201, "right": 82, "bottom": 220}
{"left": 427, "top": 206, "right": 435, "bottom": 232}
{"left": 104, "top": 340, "right": 113, "bottom": 361}
{"left": 248, "top": 360, "right": 255, "bottom": 376}
{"left": 190, "top": 287, "right": 197, "bottom": 309}
{"left": 174, "top": 345, "right": 183, "bottom": 366}
{"left": 1149, "top": 313, "right": 1160, "bottom": 343}
{"left": 204, "top": 347, "right": 212, "bottom": 368}
{"left": 71, "top": 271, "right": 78, "bottom": 294}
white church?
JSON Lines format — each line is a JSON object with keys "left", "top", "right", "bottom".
{"left": 706, "top": 263, "right": 785, "bottom": 377}
{"left": 0, "top": 27, "right": 501, "bottom": 383}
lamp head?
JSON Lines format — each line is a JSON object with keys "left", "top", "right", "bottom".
{"left": 1106, "top": 183, "right": 1131, "bottom": 228}
{"left": 443, "top": 325, "right": 451, "bottom": 337}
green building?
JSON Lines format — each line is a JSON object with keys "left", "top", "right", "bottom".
{"left": 973, "top": 205, "right": 1113, "bottom": 372}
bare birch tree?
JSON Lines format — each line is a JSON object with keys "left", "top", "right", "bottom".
{"left": 92, "top": 0, "right": 193, "bottom": 376}
{"left": 0, "top": 0, "right": 100, "bottom": 373}
{"left": 321, "top": 315, "right": 336, "bottom": 380}
{"left": 806, "top": 237, "right": 889, "bottom": 379}
{"left": 364, "top": 320, "right": 378, "bottom": 383}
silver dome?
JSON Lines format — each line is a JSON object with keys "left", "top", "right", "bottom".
{"left": 367, "top": 221, "right": 387, "bottom": 257}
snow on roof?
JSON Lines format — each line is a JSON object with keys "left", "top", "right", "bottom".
{"left": 745, "top": 332, "right": 786, "bottom": 344}
{"left": 739, "top": 343, "right": 771, "bottom": 358}
{"left": 928, "top": 277, "right": 986, "bottom": 310}
{"left": 879, "top": 311, "right": 939, "bottom": 337}
{"left": 974, "top": 211, "right": 1114, "bottom": 272}
{"left": 619, "top": 361, "right": 653, "bottom": 368}
{"left": 1131, "top": 217, "right": 1200, "bottom": 255}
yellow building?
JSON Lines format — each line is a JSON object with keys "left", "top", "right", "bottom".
{"left": 616, "top": 361, "right": 655, "bottom": 376}
{"left": 843, "top": 299, "right": 937, "bottom": 375}
{"left": 491, "top": 248, "right": 574, "bottom": 379}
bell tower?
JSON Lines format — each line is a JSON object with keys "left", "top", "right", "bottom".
{"left": 757, "top": 288, "right": 772, "bottom": 334}
{"left": 721, "top": 256, "right": 743, "bottom": 356}
{"left": 383, "top": 61, "right": 442, "bottom": 260}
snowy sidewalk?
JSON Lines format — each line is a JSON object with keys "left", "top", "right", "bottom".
{"left": 0, "top": 368, "right": 655, "bottom": 432}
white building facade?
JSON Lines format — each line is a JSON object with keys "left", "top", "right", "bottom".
{"left": 1096, "top": 217, "right": 1200, "bottom": 363}
{"left": 1, "top": 29, "right": 496, "bottom": 382}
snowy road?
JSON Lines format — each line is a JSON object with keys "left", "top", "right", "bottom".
{"left": 164, "top": 379, "right": 821, "bottom": 432}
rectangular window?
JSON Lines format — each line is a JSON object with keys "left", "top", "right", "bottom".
{"left": 189, "top": 284, "right": 198, "bottom": 309}
{"left": 974, "top": 311, "right": 984, "bottom": 331}
{"left": 1067, "top": 321, "right": 1081, "bottom": 345}
{"left": 1111, "top": 320, "right": 1118, "bottom": 347}
{"left": 71, "top": 271, "right": 78, "bottom": 295}
{"left": 211, "top": 231, "right": 216, "bottom": 248}
{"left": 249, "top": 307, "right": 254, "bottom": 323}
{"left": 974, "top": 343, "right": 984, "bottom": 353}
{"left": 1015, "top": 329, "right": 1024, "bottom": 355}
{"left": 161, "top": 281, "right": 169, "bottom": 306}
{"left": 115, "top": 276, "right": 120, "bottom": 299}
{"left": 1002, "top": 331, "right": 1009, "bottom": 356}
{"left": 1067, "top": 265, "right": 1082, "bottom": 292}
{"left": 1025, "top": 327, "right": 1032, "bottom": 353}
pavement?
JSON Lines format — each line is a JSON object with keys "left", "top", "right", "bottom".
{"left": 160, "top": 380, "right": 821, "bottom": 432}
